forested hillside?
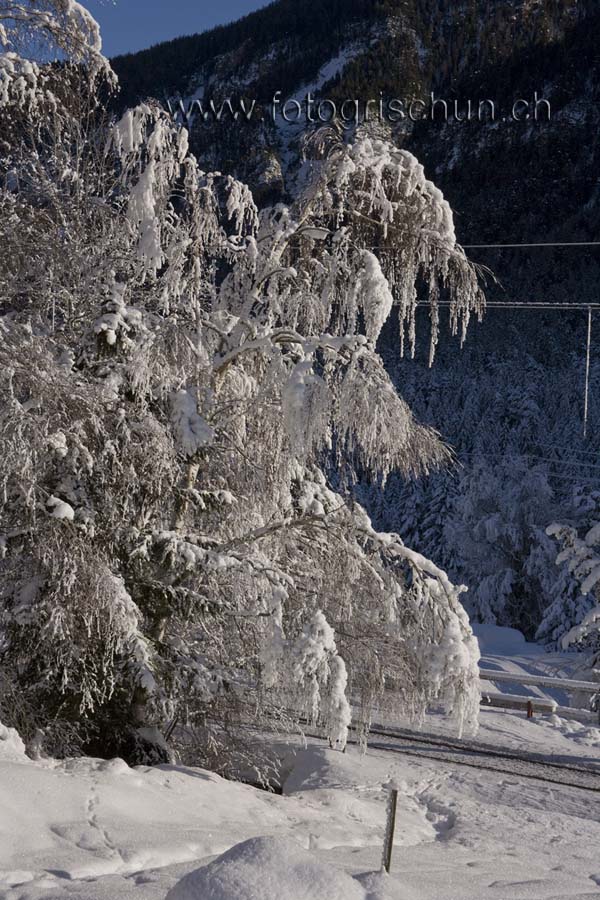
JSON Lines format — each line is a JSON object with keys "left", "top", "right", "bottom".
{"left": 369, "top": 310, "right": 600, "bottom": 641}
{"left": 113, "top": 0, "right": 600, "bottom": 270}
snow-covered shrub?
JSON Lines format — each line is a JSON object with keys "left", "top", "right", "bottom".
{"left": 533, "top": 485, "right": 600, "bottom": 647}
{"left": 0, "top": 2, "right": 483, "bottom": 763}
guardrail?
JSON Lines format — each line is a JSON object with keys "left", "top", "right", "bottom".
{"left": 479, "top": 668, "right": 599, "bottom": 694}
{"left": 479, "top": 666, "right": 600, "bottom": 724}
{"left": 481, "top": 690, "right": 557, "bottom": 714}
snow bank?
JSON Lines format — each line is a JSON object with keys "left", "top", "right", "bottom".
{"left": 281, "top": 745, "right": 367, "bottom": 795}
{"left": 1, "top": 733, "right": 600, "bottom": 899}
{"left": 547, "top": 714, "right": 600, "bottom": 747}
{"left": 472, "top": 623, "right": 526, "bottom": 655}
{"left": 279, "top": 746, "right": 438, "bottom": 852}
{"left": 0, "top": 721, "right": 27, "bottom": 761}
{"left": 165, "top": 835, "right": 367, "bottom": 900}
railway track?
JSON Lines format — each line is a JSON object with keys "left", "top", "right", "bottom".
{"left": 367, "top": 724, "right": 600, "bottom": 775}
{"left": 294, "top": 708, "right": 600, "bottom": 792}
{"left": 360, "top": 725, "right": 600, "bottom": 793}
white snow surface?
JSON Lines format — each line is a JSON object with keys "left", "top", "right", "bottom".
{"left": 474, "top": 622, "right": 599, "bottom": 716}
{"left": 375, "top": 623, "right": 600, "bottom": 758}
{"left": 165, "top": 836, "right": 368, "bottom": 900}
{"left": 1, "top": 731, "right": 600, "bottom": 898}
{"left": 0, "top": 721, "right": 27, "bottom": 761}
{"left": 2, "top": 630, "right": 600, "bottom": 900}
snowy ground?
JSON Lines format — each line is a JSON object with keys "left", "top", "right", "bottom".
{"left": 3, "top": 626, "right": 600, "bottom": 900}
{"left": 475, "top": 623, "right": 600, "bottom": 758}
{"left": 381, "top": 624, "right": 600, "bottom": 762}
{"left": 475, "top": 623, "right": 592, "bottom": 704}
{"left": 367, "top": 624, "right": 600, "bottom": 766}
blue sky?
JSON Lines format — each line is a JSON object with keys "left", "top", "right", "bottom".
{"left": 87, "top": 1, "right": 268, "bottom": 58}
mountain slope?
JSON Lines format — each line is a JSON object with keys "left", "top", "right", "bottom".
{"left": 112, "top": 0, "right": 600, "bottom": 293}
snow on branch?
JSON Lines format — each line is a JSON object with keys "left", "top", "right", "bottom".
{"left": 292, "top": 135, "right": 485, "bottom": 363}
{"left": 0, "top": 40, "right": 483, "bottom": 760}
{"left": 0, "top": 0, "right": 113, "bottom": 111}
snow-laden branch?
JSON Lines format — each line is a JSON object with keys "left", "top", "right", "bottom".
{"left": 0, "top": 54, "right": 483, "bottom": 761}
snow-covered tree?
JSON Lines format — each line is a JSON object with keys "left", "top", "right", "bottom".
{"left": 546, "top": 518, "right": 600, "bottom": 668}
{"left": 0, "top": 3, "right": 483, "bottom": 764}
{"left": 443, "top": 459, "right": 559, "bottom": 636}
{"left": 536, "top": 486, "right": 600, "bottom": 647}
{"left": 369, "top": 319, "right": 599, "bottom": 643}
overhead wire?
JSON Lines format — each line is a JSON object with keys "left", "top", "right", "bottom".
{"left": 394, "top": 237, "right": 600, "bottom": 437}
{"left": 455, "top": 451, "right": 600, "bottom": 472}
{"left": 462, "top": 241, "right": 600, "bottom": 249}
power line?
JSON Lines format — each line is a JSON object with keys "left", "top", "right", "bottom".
{"left": 373, "top": 240, "right": 600, "bottom": 253}
{"left": 522, "top": 453, "right": 600, "bottom": 472}
{"left": 450, "top": 451, "right": 600, "bottom": 485}
{"left": 460, "top": 445, "right": 600, "bottom": 462}
{"left": 538, "top": 443, "right": 600, "bottom": 458}
{"left": 456, "top": 450, "right": 600, "bottom": 471}
{"left": 452, "top": 455, "right": 600, "bottom": 487}
{"left": 532, "top": 472, "right": 600, "bottom": 486}
{"left": 534, "top": 472, "right": 600, "bottom": 486}
{"left": 462, "top": 241, "right": 600, "bottom": 249}
{"left": 417, "top": 301, "right": 600, "bottom": 310}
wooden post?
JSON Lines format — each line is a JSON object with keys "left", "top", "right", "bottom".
{"left": 382, "top": 787, "right": 399, "bottom": 874}
{"left": 594, "top": 692, "right": 600, "bottom": 727}
{"left": 527, "top": 700, "right": 534, "bottom": 719}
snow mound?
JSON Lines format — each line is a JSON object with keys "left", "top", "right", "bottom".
{"left": 472, "top": 623, "right": 526, "bottom": 655}
{"left": 0, "top": 722, "right": 27, "bottom": 761}
{"left": 165, "top": 835, "right": 367, "bottom": 900}
{"left": 548, "top": 714, "right": 600, "bottom": 747}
